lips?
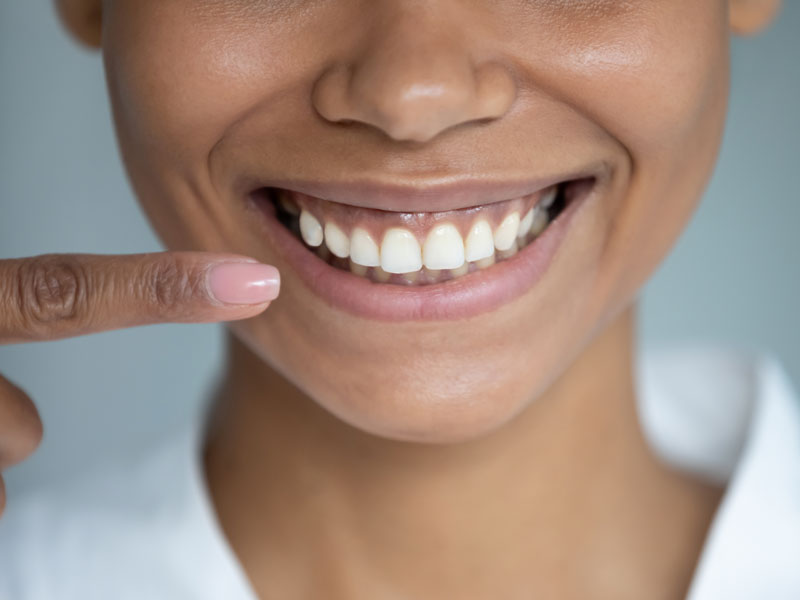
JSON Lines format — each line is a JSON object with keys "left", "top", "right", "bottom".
{"left": 238, "top": 164, "right": 606, "bottom": 213}
{"left": 247, "top": 175, "right": 599, "bottom": 321}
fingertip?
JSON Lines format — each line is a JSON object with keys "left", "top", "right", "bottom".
{"left": 206, "top": 261, "right": 280, "bottom": 306}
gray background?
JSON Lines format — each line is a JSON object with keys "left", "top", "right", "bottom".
{"left": 1, "top": 3, "right": 798, "bottom": 494}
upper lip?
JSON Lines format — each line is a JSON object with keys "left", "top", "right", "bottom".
{"left": 250, "top": 163, "right": 607, "bottom": 213}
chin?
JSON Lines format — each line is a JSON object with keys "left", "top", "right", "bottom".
{"left": 238, "top": 320, "right": 558, "bottom": 446}
{"left": 319, "top": 376, "right": 532, "bottom": 445}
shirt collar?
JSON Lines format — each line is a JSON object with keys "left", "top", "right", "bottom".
{"left": 638, "top": 348, "right": 800, "bottom": 599}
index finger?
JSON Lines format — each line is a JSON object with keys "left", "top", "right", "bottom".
{"left": 0, "top": 251, "right": 280, "bottom": 344}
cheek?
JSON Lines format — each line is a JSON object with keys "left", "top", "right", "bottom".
{"left": 539, "top": 3, "right": 731, "bottom": 301}
{"left": 102, "top": 3, "right": 309, "bottom": 182}
{"left": 101, "top": 2, "right": 314, "bottom": 251}
{"left": 546, "top": 3, "right": 730, "bottom": 151}
{"left": 105, "top": 14, "right": 251, "bottom": 161}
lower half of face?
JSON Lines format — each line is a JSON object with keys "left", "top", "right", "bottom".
{"left": 102, "top": 0, "right": 730, "bottom": 443}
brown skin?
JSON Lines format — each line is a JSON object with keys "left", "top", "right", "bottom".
{"left": 0, "top": 252, "right": 278, "bottom": 510}
{"left": 1, "top": 0, "right": 781, "bottom": 597}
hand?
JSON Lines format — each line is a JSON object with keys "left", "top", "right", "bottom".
{"left": 0, "top": 251, "right": 280, "bottom": 516}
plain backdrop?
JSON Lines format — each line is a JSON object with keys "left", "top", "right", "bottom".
{"left": 1, "top": 3, "right": 799, "bottom": 494}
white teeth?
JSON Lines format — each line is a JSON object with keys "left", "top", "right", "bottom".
{"left": 350, "top": 228, "right": 381, "bottom": 267}
{"left": 422, "top": 223, "right": 465, "bottom": 270}
{"left": 296, "top": 191, "right": 558, "bottom": 280}
{"left": 299, "top": 210, "right": 323, "bottom": 247}
{"left": 323, "top": 222, "right": 350, "bottom": 258}
{"left": 381, "top": 228, "right": 423, "bottom": 273}
{"left": 540, "top": 186, "right": 557, "bottom": 209}
{"left": 518, "top": 207, "right": 534, "bottom": 238}
{"left": 494, "top": 212, "right": 520, "bottom": 251}
{"left": 497, "top": 239, "right": 519, "bottom": 260}
{"left": 464, "top": 219, "right": 495, "bottom": 262}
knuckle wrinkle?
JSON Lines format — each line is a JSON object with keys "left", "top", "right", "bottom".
{"left": 144, "top": 258, "right": 203, "bottom": 316}
{"left": 17, "top": 256, "right": 87, "bottom": 329}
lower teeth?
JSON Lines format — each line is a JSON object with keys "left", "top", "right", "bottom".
{"left": 271, "top": 186, "right": 566, "bottom": 285}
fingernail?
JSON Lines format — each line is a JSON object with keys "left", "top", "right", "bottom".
{"left": 207, "top": 262, "right": 280, "bottom": 305}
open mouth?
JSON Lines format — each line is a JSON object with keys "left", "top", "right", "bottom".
{"left": 253, "top": 179, "right": 585, "bottom": 287}
{"left": 247, "top": 173, "right": 598, "bottom": 320}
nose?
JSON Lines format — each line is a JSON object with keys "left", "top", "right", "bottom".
{"left": 311, "top": 7, "right": 517, "bottom": 144}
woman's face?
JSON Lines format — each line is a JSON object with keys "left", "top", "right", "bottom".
{"left": 98, "top": 0, "right": 733, "bottom": 442}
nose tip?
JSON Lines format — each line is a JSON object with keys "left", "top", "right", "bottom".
{"left": 312, "top": 39, "right": 517, "bottom": 144}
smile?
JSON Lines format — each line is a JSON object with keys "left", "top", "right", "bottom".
{"left": 248, "top": 174, "right": 601, "bottom": 321}
{"left": 267, "top": 184, "right": 564, "bottom": 286}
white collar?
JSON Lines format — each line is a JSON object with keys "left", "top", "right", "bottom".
{"left": 637, "top": 347, "right": 800, "bottom": 599}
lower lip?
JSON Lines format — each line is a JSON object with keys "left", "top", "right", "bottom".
{"left": 250, "top": 184, "right": 592, "bottom": 321}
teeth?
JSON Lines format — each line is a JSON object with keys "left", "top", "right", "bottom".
{"left": 279, "top": 192, "right": 300, "bottom": 216}
{"left": 464, "top": 219, "right": 495, "bottom": 262}
{"left": 299, "top": 210, "right": 324, "bottom": 247}
{"left": 476, "top": 254, "right": 495, "bottom": 270}
{"left": 450, "top": 262, "right": 469, "bottom": 277}
{"left": 422, "top": 223, "right": 465, "bottom": 270}
{"left": 422, "top": 267, "right": 442, "bottom": 283}
{"left": 531, "top": 206, "right": 549, "bottom": 236}
{"left": 494, "top": 212, "right": 520, "bottom": 251}
{"left": 350, "top": 228, "right": 381, "bottom": 267}
{"left": 400, "top": 271, "right": 419, "bottom": 285}
{"left": 540, "top": 186, "right": 557, "bottom": 209}
{"left": 374, "top": 266, "right": 392, "bottom": 282}
{"left": 289, "top": 185, "right": 563, "bottom": 283}
{"left": 381, "top": 228, "right": 423, "bottom": 274}
{"left": 518, "top": 207, "right": 534, "bottom": 238}
{"left": 497, "top": 239, "right": 519, "bottom": 260}
{"left": 323, "top": 222, "right": 350, "bottom": 258}
{"left": 349, "top": 260, "right": 368, "bottom": 277}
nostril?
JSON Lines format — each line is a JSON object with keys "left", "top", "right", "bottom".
{"left": 312, "top": 45, "right": 517, "bottom": 144}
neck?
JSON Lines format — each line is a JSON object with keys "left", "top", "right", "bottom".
{"left": 203, "top": 305, "right": 723, "bottom": 599}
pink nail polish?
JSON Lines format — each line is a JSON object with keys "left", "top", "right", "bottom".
{"left": 207, "top": 262, "right": 280, "bottom": 305}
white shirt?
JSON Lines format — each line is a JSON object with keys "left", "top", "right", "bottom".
{"left": 1, "top": 346, "right": 798, "bottom": 599}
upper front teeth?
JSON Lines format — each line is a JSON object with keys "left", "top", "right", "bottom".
{"left": 350, "top": 227, "right": 381, "bottom": 267}
{"left": 381, "top": 228, "right": 423, "bottom": 273}
{"left": 518, "top": 207, "right": 535, "bottom": 239}
{"left": 493, "top": 212, "right": 520, "bottom": 251}
{"left": 323, "top": 222, "right": 350, "bottom": 258}
{"left": 294, "top": 190, "right": 555, "bottom": 275}
{"left": 464, "top": 220, "right": 495, "bottom": 262}
{"left": 423, "top": 223, "right": 465, "bottom": 270}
